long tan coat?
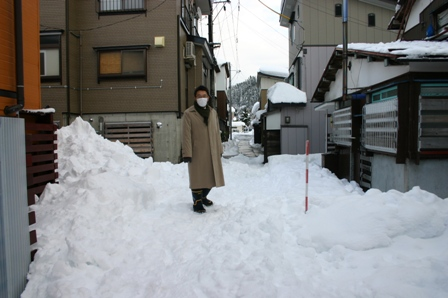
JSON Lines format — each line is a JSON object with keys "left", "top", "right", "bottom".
{"left": 182, "top": 105, "right": 225, "bottom": 189}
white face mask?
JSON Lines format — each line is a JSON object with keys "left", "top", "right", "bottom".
{"left": 197, "top": 97, "right": 208, "bottom": 107}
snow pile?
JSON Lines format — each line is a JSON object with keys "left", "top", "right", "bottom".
{"left": 22, "top": 118, "right": 448, "bottom": 298}
{"left": 267, "top": 82, "right": 307, "bottom": 104}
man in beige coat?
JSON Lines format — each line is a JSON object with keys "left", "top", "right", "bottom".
{"left": 182, "top": 85, "right": 225, "bottom": 213}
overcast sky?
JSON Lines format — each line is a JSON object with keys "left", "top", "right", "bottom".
{"left": 200, "top": 0, "right": 289, "bottom": 85}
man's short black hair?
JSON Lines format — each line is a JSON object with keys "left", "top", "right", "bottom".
{"left": 194, "top": 85, "right": 210, "bottom": 97}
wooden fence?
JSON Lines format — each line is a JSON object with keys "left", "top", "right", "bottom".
{"left": 104, "top": 121, "right": 153, "bottom": 158}
{"left": 21, "top": 113, "right": 58, "bottom": 260}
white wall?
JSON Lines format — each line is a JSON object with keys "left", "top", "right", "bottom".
{"left": 215, "top": 65, "right": 228, "bottom": 94}
{"left": 260, "top": 77, "right": 283, "bottom": 90}
{"left": 325, "top": 57, "right": 410, "bottom": 101}
{"left": 407, "top": 0, "right": 433, "bottom": 30}
{"left": 265, "top": 111, "right": 281, "bottom": 130}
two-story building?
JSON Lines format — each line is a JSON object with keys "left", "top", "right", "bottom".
{"left": 40, "top": 0, "right": 215, "bottom": 163}
{"left": 280, "top": 0, "right": 397, "bottom": 100}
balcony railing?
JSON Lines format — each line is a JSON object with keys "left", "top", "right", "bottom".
{"left": 97, "top": 0, "right": 146, "bottom": 14}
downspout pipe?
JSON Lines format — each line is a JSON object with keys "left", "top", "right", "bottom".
{"left": 66, "top": 0, "right": 71, "bottom": 124}
{"left": 208, "top": 9, "right": 216, "bottom": 106}
{"left": 4, "top": 0, "right": 25, "bottom": 115}
{"left": 342, "top": 0, "right": 348, "bottom": 102}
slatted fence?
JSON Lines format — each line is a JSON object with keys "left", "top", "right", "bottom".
{"left": 22, "top": 113, "right": 58, "bottom": 260}
{"left": 419, "top": 96, "right": 448, "bottom": 151}
{"left": 104, "top": 121, "right": 153, "bottom": 158}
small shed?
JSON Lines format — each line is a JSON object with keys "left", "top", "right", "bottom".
{"left": 261, "top": 82, "right": 327, "bottom": 163}
{"left": 312, "top": 40, "right": 448, "bottom": 198}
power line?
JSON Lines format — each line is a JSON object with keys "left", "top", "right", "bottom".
{"left": 41, "top": 0, "right": 169, "bottom": 33}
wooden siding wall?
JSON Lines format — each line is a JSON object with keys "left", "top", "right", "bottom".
{"left": 0, "top": 0, "right": 18, "bottom": 113}
{"left": 263, "top": 130, "right": 281, "bottom": 163}
{"left": 22, "top": 0, "right": 41, "bottom": 110}
{"left": 0, "top": 0, "right": 41, "bottom": 116}
{"left": 40, "top": 0, "right": 181, "bottom": 122}
{"left": 21, "top": 113, "right": 58, "bottom": 260}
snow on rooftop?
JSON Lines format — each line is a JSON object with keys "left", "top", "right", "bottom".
{"left": 251, "top": 102, "right": 260, "bottom": 114}
{"left": 258, "top": 66, "right": 288, "bottom": 78}
{"left": 22, "top": 108, "right": 56, "bottom": 114}
{"left": 337, "top": 40, "right": 448, "bottom": 59}
{"left": 267, "top": 82, "right": 307, "bottom": 104}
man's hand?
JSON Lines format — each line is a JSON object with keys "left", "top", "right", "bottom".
{"left": 183, "top": 157, "right": 192, "bottom": 163}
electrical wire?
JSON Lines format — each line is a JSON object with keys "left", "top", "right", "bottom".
{"left": 42, "top": 0, "right": 169, "bottom": 33}
{"left": 258, "top": 0, "right": 290, "bottom": 21}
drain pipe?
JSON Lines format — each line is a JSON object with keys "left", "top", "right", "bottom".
{"left": 4, "top": 0, "right": 25, "bottom": 115}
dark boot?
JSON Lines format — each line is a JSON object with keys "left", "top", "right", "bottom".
{"left": 201, "top": 188, "right": 213, "bottom": 206}
{"left": 192, "top": 190, "right": 206, "bottom": 213}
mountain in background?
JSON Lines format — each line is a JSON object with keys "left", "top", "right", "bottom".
{"left": 229, "top": 76, "right": 258, "bottom": 123}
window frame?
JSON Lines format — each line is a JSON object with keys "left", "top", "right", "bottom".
{"left": 371, "top": 86, "right": 398, "bottom": 103}
{"left": 93, "top": 45, "right": 150, "bottom": 83}
{"left": 433, "top": 4, "right": 448, "bottom": 34}
{"left": 335, "top": 4, "right": 342, "bottom": 17}
{"left": 40, "top": 31, "right": 63, "bottom": 82}
{"left": 368, "top": 13, "right": 376, "bottom": 27}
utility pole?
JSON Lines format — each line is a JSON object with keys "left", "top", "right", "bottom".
{"left": 342, "top": 0, "right": 348, "bottom": 103}
{"left": 208, "top": 8, "right": 215, "bottom": 106}
{"left": 229, "top": 63, "right": 232, "bottom": 140}
{"left": 343, "top": 0, "right": 354, "bottom": 182}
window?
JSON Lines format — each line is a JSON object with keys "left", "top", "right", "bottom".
{"left": 368, "top": 13, "right": 376, "bottom": 27}
{"left": 287, "top": 73, "right": 295, "bottom": 87}
{"left": 40, "top": 32, "right": 62, "bottom": 82}
{"left": 335, "top": 4, "right": 342, "bottom": 17}
{"left": 94, "top": 45, "right": 149, "bottom": 82}
{"left": 421, "top": 83, "right": 448, "bottom": 97}
{"left": 289, "top": 23, "right": 295, "bottom": 45}
{"left": 98, "top": 0, "right": 145, "bottom": 14}
{"left": 371, "top": 86, "right": 397, "bottom": 102}
{"left": 434, "top": 5, "right": 448, "bottom": 34}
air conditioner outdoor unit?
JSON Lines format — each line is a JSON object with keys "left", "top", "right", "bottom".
{"left": 184, "top": 41, "right": 196, "bottom": 60}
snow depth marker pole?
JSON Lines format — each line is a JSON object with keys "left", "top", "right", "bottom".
{"left": 305, "top": 140, "right": 309, "bottom": 214}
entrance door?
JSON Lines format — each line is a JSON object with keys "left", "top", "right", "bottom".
{"left": 281, "top": 126, "right": 308, "bottom": 155}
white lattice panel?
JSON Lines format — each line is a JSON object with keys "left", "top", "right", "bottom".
{"left": 332, "top": 107, "right": 352, "bottom": 146}
{"left": 362, "top": 98, "right": 398, "bottom": 153}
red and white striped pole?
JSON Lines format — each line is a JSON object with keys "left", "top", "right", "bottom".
{"left": 305, "top": 140, "right": 310, "bottom": 214}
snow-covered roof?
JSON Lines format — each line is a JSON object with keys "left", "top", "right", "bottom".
{"left": 258, "top": 66, "right": 288, "bottom": 78}
{"left": 251, "top": 102, "right": 260, "bottom": 114}
{"left": 313, "top": 40, "right": 448, "bottom": 102}
{"left": 22, "top": 108, "right": 56, "bottom": 114}
{"left": 232, "top": 121, "right": 246, "bottom": 127}
{"left": 267, "top": 82, "right": 307, "bottom": 104}
{"left": 337, "top": 40, "right": 448, "bottom": 60}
